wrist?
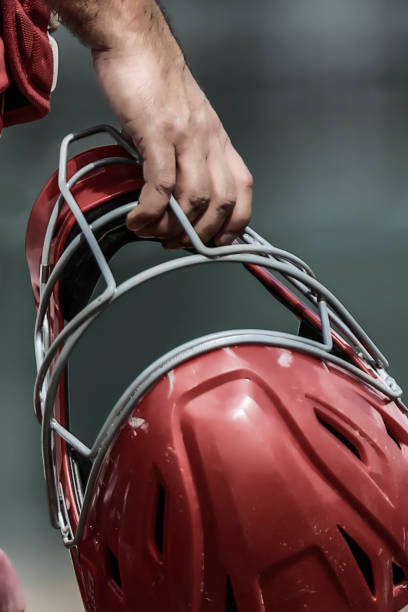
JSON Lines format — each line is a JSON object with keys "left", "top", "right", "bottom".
{"left": 90, "top": 0, "right": 177, "bottom": 53}
{"left": 92, "top": 27, "right": 186, "bottom": 84}
{"left": 49, "top": 0, "right": 179, "bottom": 56}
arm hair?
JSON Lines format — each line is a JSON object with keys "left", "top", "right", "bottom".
{"left": 46, "top": 0, "right": 174, "bottom": 51}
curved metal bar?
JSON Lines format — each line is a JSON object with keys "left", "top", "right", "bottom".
{"left": 31, "top": 124, "right": 403, "bottom": 548}
{"left": 38, "top": 245, "right": 402, "bottom": 458}
{"left": 37, "top": 249, "right": 338, "bottom": 431}
{"left": 41, "top": 313, "right": 101, "bottom": 528}
{"left": 111, "top": 252, "right": 386, "bottom": 368}
{"left": 37, "top": 124, "right": 144, "bottom": 421}
{"left": 35, "top": 158, "right": 141, "bottom": 412}
{"left": 244, "top": 229, "right": 387, "bottom": 368}
{"left": 41, "top": 156, "right": 140, "bottom": 271}
{"left": 54, "top": 126, "right": 387, "bottom": 367}
{"left": 39, "top": 251, "right": 403, "bottom": 539}
{"left": 37, "top": 244, "right": 381, "bottom": 427}
{"left": 67, "top": 124, "right": 142, "bottom": 161}
{"left": 59, "top": 139, "right": 117, "bottom": 292}
{"left": 34, "top": 202, "right": 323, "bottom": 421}
{"left": 63, "top": 328, "right": 403, "bottom": 547}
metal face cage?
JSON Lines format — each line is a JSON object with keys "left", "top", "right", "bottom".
{"left": 31, "top": 125, "right": 404, "bottom": 548}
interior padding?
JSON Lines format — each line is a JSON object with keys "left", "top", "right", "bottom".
{"left": 59, "top": 191, "right": 142, "bottom": 321}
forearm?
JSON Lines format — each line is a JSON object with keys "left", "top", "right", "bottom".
{"left": 45, "top": 0, "right": 253, "bottom": 247}
{"left": 46, "top": 0, "right": 179, "bottom": 55}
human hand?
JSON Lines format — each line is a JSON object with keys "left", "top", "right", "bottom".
{"left": 91, "top": 8, "right": 253, "bottom": 247}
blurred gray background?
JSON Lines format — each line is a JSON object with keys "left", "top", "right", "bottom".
{"left": 1, "top": 0, "right": 408, "bottom": 609}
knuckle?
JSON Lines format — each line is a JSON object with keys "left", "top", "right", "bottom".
{"left": 159, "top": 113, "right": 191, "bottom": 141}
{"left": 235, "top": 210, "right": 252, "bottom": 231}
{"left": 189, "top": 193, "right": 211, "bottom": 211}
{"left": 192, "top": 108, "right": 209, "bottom": 132}
{"left": 216, "top": 195, "right": 236, "bottom": 215}
{"left": 243, "top": 211, "right": 252, "bottom": 227}
{"left": 240, "top": 170, "right": 254, "bottom": 190}
{"left": 196, "top": 230, "right": 211, "bottom": 245}
{"left": 155, "top": 175, "right": 175, "bottom": 194}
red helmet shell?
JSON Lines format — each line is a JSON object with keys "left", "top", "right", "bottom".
{"left": 26, "top": 144, "right": 143, "bottom": 306}
{"left": 25, "top": 129, "right": 408, "bottom": 612}
{"left": 73, "top": 345, "right": 408, "bottom": 612}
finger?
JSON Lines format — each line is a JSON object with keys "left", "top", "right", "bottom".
{"left": 142, "top": 149, "right": 212, "bottom": 241}
{"left": 215, "top": 147, "right": 253, "bottom": 245}
{"left": 184, "top": 147, "right": 237, "bottom": 246}
{"left": 120, "top": 127, "right": 132, "bottom": 144}
{"left": 126, "top": 140, "right": 176, "bottom": 235}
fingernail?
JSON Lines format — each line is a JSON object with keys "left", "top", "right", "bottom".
{"left": 125, "top": 215, "right": 137, "bottom": 231}
{"left": 126, "top": 207, "right": 142, "bottom": 227}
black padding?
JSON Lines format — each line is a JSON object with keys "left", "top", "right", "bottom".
{"left": 299, "top": 318, "right": 354, "bottom": 363}
{"left": 298, "top": 318, "right": 323, "bottom": 344}
{"left": 59, "top": 191, "right": 141, "bottom": 321}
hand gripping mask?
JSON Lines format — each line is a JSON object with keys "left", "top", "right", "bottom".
{"left": 26, "top": 126, "right": 408, "bottom": 612}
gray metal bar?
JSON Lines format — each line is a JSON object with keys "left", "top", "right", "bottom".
{"left": 51, "top": 419, "right": 92, "bottom": 457}
{"left": 31, "top": 124, "right": 403, "bottom": 549}
{"left": 66, "top": 329, "right": 404, "bottom": 547}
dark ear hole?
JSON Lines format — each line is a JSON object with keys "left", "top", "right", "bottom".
{"left": 70, "top": 449, "right": 93, "bottom": 488}
{"left": 108, "top": 548, "right": 122, "bottom": 589}
{"left": 225, "top": 576, "right": 238, "bottom": 612}
{"left": 382, "top": 418, "right": 402, "bottom": 449}
{"left": 316, "top": 412, "right": 362, "bottom": 460}
{"left": 392, "top": 561, "right": 406, "bottom": 585}
{"left": 338, "top": 526, "right": 374, "bottom": 595}
{"left": 154, "top": 481, "right": 166, "bottom": 555}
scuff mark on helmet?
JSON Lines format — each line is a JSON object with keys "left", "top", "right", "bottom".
{"left": 129, "top": 416, "right": 146, "bottom": 429}
{"left": 168, "top": 370, "right": 175, "bottom": 396}
{"left": 278, "top": 350, "right": 293, "bottom": 368}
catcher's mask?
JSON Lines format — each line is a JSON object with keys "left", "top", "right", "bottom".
{"left": 26, "top": 126, "right": 408, "bottom": 612}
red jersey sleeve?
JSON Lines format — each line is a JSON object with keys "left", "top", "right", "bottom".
{"left": 0, "top": 0, "right": 54, "bottom": 130}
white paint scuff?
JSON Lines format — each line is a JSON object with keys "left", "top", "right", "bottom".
{"left": 168, "top": 370, "right": 175, "bottom": 397}
{"left": 128, "top": 417, "right": 150, "bottom": 437}
{"left": 129, "top": 417, "right": 145, "bottom": 429}
{"left": 278, "top": 350, "right": 293, "bottom": 368}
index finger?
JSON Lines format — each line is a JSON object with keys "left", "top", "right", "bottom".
{"left": 126, "top": 140, "right": 176, "bottom": 234}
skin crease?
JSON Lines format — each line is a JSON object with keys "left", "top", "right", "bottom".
{"left": 47, "top": 0, "right": 253, "bottom": 247}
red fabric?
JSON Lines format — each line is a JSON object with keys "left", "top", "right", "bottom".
{"left": 0, "top": 0, "right": 53, "bottom": 129}
{"left": 0, "top": 35, "right": 11, "bottom": 92}
{"left": 0, "top": 35, "right": 11, "bottom": 131}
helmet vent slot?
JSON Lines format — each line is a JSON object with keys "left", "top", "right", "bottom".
{"left": 392, "top": 561, "right": 406, "bottom": 585}
{"left": 338, "top": 526, "right": 374, "bottom": 595}
{"left": 315, "top": 412, "right": 361, "bottom": 460}
{"left": 154, "top": 481, "right": 166, "bottom": 555}
{"left": 107, "top": 547, "right": 122, "bottom": 590}
{"left": 382, "top": 418, "right": 402, "bottom": 449}
{"left": 225, "top": 576, "right": 238, "bottom": 611}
